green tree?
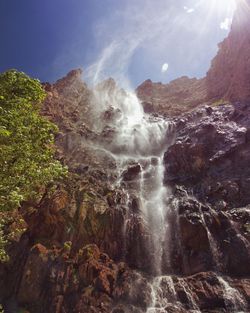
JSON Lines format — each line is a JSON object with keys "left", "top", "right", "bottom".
{"left": 0, "top": 70, "right": 67, "bottom": 212}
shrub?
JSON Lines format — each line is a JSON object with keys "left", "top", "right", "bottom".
{"left": 0, "top": 70, "right": 67, "bottom": 212}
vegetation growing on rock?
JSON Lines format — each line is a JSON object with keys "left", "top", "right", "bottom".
{"left": 0, "top": 70, "right": 67, "bottom": 259}
{"left": 0, "top": 70, "right": 67, "bottom": 212}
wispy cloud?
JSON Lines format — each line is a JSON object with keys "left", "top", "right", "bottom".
{"left": 220, "top": 17, "right": 232, "bottom": 30}
{"left": 161, "top": 63, "right": 169, "bottom": 73}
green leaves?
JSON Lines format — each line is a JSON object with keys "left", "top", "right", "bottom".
{"left": 0, "top": 126, "right": 11, "bottom": 138}
{"left": 0, "top": 69, "right": 45, "bottom": 103}
{"left": 0, "top": 70, "right": 67, "bottom": 212}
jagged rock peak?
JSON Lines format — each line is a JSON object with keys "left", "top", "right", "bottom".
{"left": 96, "top": 77, "right": 116, "bottom": 88}
{"left": 57, "top": 68, "right": 83, "bottom": 82}
{"left": 94, "top": 77, "right": 120, "bottom": 95}
{"left": 53, "top": 68, "right": 83, "bottom": 90}
{"left": 136, "top": 76, "right": 207, "bottom": 116}
{"left": 43, "top": 68, "right": 83, "bottom": 89}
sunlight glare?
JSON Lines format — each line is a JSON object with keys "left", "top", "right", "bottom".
{"left": 207, "top": 0, "right": 236, "bottom": 14}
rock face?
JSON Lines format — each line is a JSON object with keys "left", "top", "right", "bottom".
{"left": 0, "top": 70, "right": 157, "bottom": 312}
{"left": 164, "top": 102, "right": 250, "bottom": 278}
{"left": 165, "top": 102, "right": 250, "bottom": 209}
{"left": 42, "top": 70, "right": 119, "bottom": 174}
{"left": 136, "top": 76, "right": 207, "bottom": 117}
{"left": 206, "top": 0, "right": 250, "bottom": 102}
{"left": 137, "top": 0, "right": 250, "bottom": 116}
{"left": 42, "top": 69, "right": 92, "bottom": 132}
{"left": 1, "top": 1, "right": 250, "bottom": 312}
{"left": 1, "top": 82, "right": 248, "bottom": 312}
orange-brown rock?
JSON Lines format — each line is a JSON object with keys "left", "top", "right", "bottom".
{"left": 17, "top": 244, "right": 49, "bottom": 305}
{"left": 206, "top": 0, "right": 250, "bottom": 102}
{"left": 136, "top": 76, "right": 207, "bottom": 117}
{"left": 42, "top": 69, "right": 92, "bottom": 132}
{"left": 78, "top": 244, "right": 118, "bottom": 295}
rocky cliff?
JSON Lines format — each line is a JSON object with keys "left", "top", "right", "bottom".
{"left": 136, "top": 77, "right": 207, "bottom": 117}
{"left": 1, "top": 1, "right": 250, "bottom": 313}
{"left": 137, "top": 0, "right": 250, "bottom": 115}
{"left": 206, "top": 0, "right": 250, "bottom": 102}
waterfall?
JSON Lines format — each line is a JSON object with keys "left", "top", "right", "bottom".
{"left": 92, "top": 83, "right": 174, "bottom": 275}
{"left": 89, "top": 83, "right": 249, "bottom": 312}
{"left": 218, "top": 276, "right": 247, "bottom": 312}
{"left": 146, "top": 276, "right": 177, "bottom": 312}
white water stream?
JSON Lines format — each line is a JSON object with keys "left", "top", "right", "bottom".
{"left": 91, "top": 85, "right": 248, "bottom": 312}
{"left": 93, "top": 85, "right": 174, "bottom": 275}
{"left": 218, "top": 276, "right": 248, "bottom": 312}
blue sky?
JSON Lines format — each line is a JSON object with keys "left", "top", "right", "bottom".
{"left": 0, "top": 0, "right": 236, "bottom": 88}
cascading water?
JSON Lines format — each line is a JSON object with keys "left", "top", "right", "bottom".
{"left": 89, "top": 82, "right": 249, "bottom": 312}
{"left": 92, "top": 83, "right": 175, "bottom": 275}
{"left": 218, "top": 276, "right": 248, "bottom": 312}
{"left": 113, "top": 110, "right": 174, "bottom": 275}
{"left": 103, "top": 89, "right": 175, "bottom": 310}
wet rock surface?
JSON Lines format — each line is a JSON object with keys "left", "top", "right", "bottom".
{"left": 163, "top": 103, "right": 250, "bottom": 279}
{"left": 164, "top": 102, "right": 250, "bottom": 208}
{"left": 122, "top": 164, "right": 141, "bottom": 181}
{"left": 164, "top": 103, "right": 250, "bottom": 206}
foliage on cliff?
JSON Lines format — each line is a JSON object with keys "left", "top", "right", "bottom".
{"left": 0, "top": 70, "right": 67, "bottom": 212}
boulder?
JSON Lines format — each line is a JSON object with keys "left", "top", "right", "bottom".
{"left": 122, "top": 164, "right": 141, "bottom": 181}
